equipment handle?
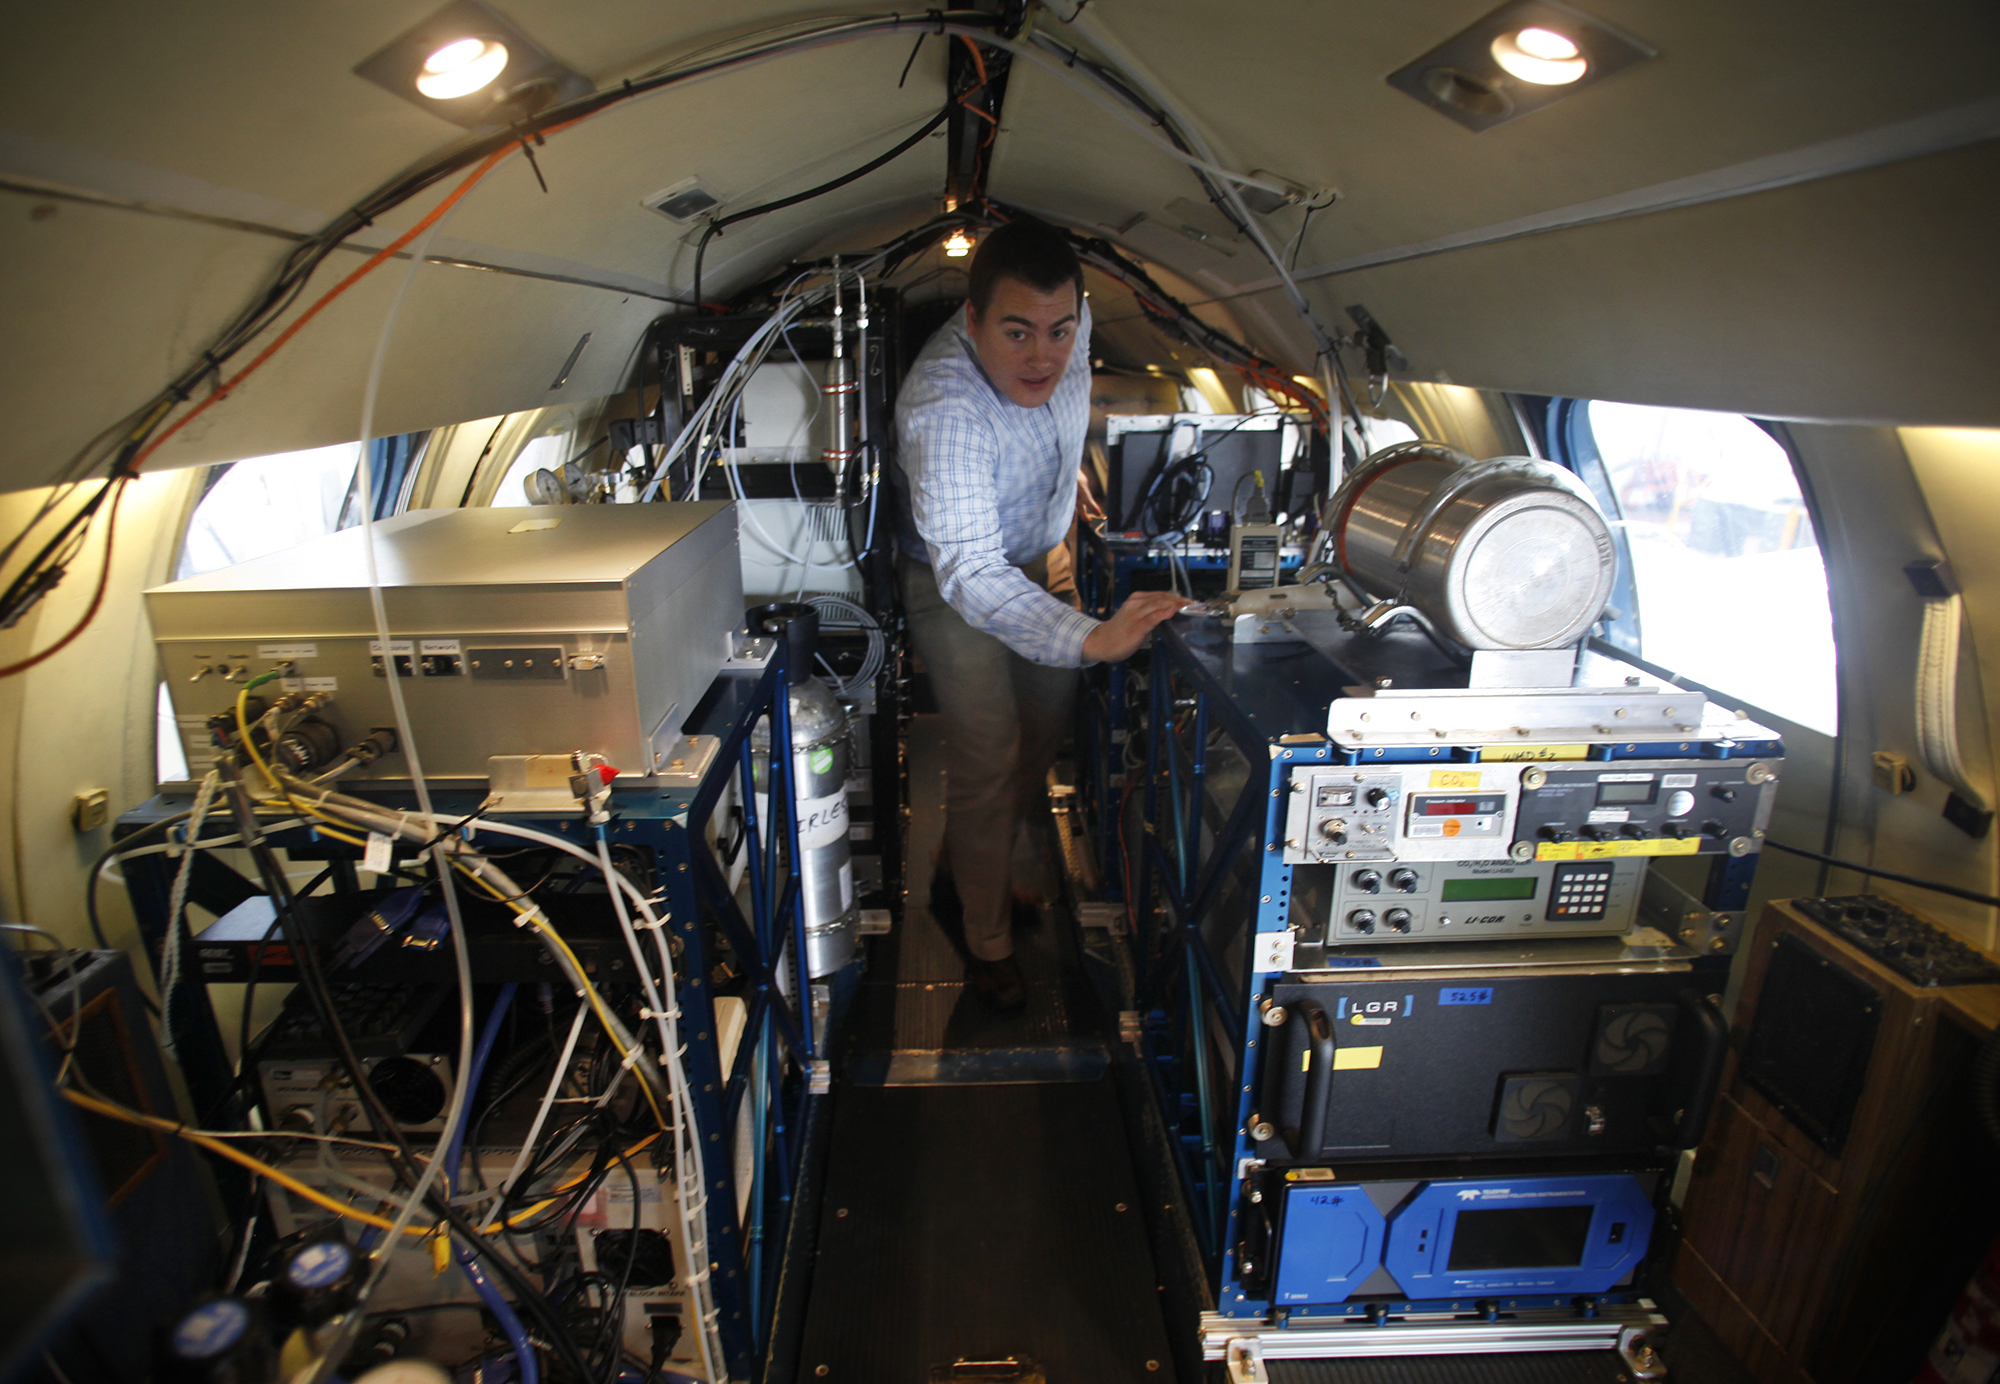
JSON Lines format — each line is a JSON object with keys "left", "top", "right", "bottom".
{"left": 1672, "top": 991, "right": 1730, "bottom": 1150}
{"left": 1295, "top": 1000, "right": 1338, "bottom": 1157}
{"left": 1252, "top": 1001, "right": 1296, "bottom": 1159}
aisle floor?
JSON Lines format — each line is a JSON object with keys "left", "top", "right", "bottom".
{"left": 793, "top": 714, "right": 1176, "bottom": 1381}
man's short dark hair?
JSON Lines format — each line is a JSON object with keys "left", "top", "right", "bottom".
{"left": 967, "top": 218, "right": 1083, "bottom": 317}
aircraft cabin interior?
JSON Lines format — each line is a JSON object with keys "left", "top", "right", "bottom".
{"left": 3, "top": 2, "right": 1999, "bottom": 1382}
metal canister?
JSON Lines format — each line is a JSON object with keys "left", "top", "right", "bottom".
{"left": 1325, "top": 443, "right": 1616, "bottom": 649}
{"left": 752, "top": 676, "right": 856, "bottom": 976}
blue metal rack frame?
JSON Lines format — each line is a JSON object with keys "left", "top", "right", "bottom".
{"left": 117, "top": 654, "right": 817, "bottom": 1380}
{"left": 1101, "top": 616, "right": 1780, "bottom": 1325}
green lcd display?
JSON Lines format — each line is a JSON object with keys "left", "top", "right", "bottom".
{"left": 1440, "top": 876, "right": 1540, "bottom": 902}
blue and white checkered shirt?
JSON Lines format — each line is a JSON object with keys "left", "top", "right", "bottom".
{"left": 894, "top": 299, "right": 1098, "bottom": 667}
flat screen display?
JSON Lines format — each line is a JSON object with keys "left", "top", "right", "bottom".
{"left": 1595, "top": 780, "right": 1658, "bottom": 805}
{"left": 1446, "top": 1206, "right": 1596, "bottom": 1271}
{"left": 1440, "top": 877, "right": 1539, "bottom": 902}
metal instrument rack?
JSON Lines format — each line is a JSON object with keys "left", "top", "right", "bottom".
{"left": 1095, "top": 614, "right": 1781, "bottom": 1366}
{"left": 117, "top": 650, "right": 823, "bottom": 1380}
{"left": 1075, "top": 525, "right": 1304, "bottom": 906}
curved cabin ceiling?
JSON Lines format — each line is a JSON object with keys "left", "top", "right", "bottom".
{"left": 3, "top": 1, "right": 1998, "bottom": 489}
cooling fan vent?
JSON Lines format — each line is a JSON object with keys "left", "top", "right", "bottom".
{"left": 1592, "top": 1004, "right": 1677, "bottom": 1075}
{"left": 1493, "top": 1072, "right": 1579, "bottom": 1141}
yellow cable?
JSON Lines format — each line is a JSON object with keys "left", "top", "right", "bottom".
{"left": 482, "top": 1132, "right": 663, "bottom": 1233}
{"left": 447, "top": 863, "right": 669, "bottom": 1130}
{"left": 62, "top": 1088, "right": 434, "bottom": 1238}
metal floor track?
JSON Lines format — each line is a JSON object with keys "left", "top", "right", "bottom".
{"left": 793, "top": 1081, "right": 1177, "bottom": 1382}
{"left": 1265, "top": 1353, "right": 1638, "bottom": 1384}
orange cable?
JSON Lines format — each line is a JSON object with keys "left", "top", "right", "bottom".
{"left": 956, "top": 34, "right": 991, "bottom": 90}
{"left": 130, "top": 144, "right": 519, "bottom": 471}
{"left": 0, "top": 477, "right": 129, "bottom": 680}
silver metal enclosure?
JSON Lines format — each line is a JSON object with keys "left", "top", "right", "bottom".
{"left": 1327, "top": 445, "right": 1616, "bottom": 649}
{"left": 147, "top": 504, "right": 744, "bottom": 786}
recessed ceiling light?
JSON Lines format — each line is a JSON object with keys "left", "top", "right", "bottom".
{"left": 1491, "top": 27, "right": 1587, "bottom": 85}
{"left": 1386, "top": 1, "right": 1655, "bottom": 132}
{"left": 943, "top": 230, "right": 975, "bottom": 258}
{"left": 354, "top": 0, "right": 591, "bottom": 131}
{"left": 415, "top": 38, "right": 510, "bottom": 99}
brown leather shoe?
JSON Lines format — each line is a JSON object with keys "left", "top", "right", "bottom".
{"left": 965, "top": 955, "right": 1027, "bottom": 1011}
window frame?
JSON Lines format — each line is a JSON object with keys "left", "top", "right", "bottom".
{"left": 1541, "top": 396, "right": 1841, "bottom": 739}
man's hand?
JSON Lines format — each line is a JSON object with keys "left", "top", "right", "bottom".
{"left": 1083, "top": 591, "right": 1201, "bottom": 664}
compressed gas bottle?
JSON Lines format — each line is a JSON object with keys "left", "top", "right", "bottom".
{"left": 752, "top": 676, "right": 857, "bottom": 976}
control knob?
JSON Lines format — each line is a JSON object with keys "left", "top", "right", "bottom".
{"left": 1712, "top": 785, "right": 1738, "bottom": 802}
{"left": 1351, "top": 869, "right": 1382, "bottom": 894}
{"left": 1346, "top": 909, "right": 1377, "bottom": 934}
{"left": 1662, "top": 822, "right": 1692, "bottom": 840}
{"left": 1620, "top": 823, "right": 1650, "bottom": 840}
{"left": 1384, "top": 908, "right": 1413, "bottom": 934}
{"left": 1580, "top": 824, "right": 1608, "bottom": 841}
{"left": 1701, "top": 819, "right": 1728, "bottom": 838}
{"left": 1539, "top": 825, "right": 1572, "bottom": 843}
{"left": 1388, "top": 868, "right": 1419, "bottom": 893}
{"left": 1365, "top": 787, "right": 1391, "bottom": 808}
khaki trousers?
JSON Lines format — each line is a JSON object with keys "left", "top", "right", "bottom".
{"left": 900, "top": 555, "right": 1080, "bottom": 962}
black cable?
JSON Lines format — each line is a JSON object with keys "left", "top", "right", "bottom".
{"left": 594, "top": 1148, "right": 644, "bottom": 1383}
{"left": 467, "top": 1033, "right": 560, "bottom": 1191}
{"left": 32, "top": 11, "right": 1007, "bottom": 529}
{"left": 1762, "top": 838, "right": 2000, "bottom": 909}
{"left": 1134, "top": 450, "right": 1212, "bottom": 538}
{"left": 212, "top": 766, "right": 599, "bottom": 1383}
{"left": 694, "top": 100, "right": 954, "bottom": 306}
{"left": 209, "top": 863, "right": 334, "bottom": 1128}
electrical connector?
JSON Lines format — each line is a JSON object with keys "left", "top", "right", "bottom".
{"left": 569, "top": 752, "right": 618, "bottom": 825}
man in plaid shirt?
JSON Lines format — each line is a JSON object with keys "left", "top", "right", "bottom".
{"left": 895, "top": 218, "right": 1191, "bottom": 1010}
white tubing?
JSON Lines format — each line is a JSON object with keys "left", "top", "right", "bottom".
{"left": 498, "top": 1003, "right": 590, "bottom": 1201}
{"left": 279, "top": 786, "right": 723, "bottom": 1381}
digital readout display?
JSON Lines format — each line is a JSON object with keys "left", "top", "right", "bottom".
{"left": 1440, "top": 877, "right": 1540, "bottom": 902}
{"left": 1447, "top": 1206, "right": 1596, "bottom": 1271}
{"left": 1415, "top": 796, "right": 1503, "bottom": 816}
{"left": 1595, "top": 780, "right": 1658, "bottom": 806}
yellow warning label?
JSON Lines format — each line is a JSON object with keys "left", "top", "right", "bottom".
{"left": 1536, "top": 838, "right": 1703, "bottom": 860}
{"left": 1482, "top": 744, "right": 1589, "bottom": 762}
{"left": 1429, "top": 769, "right": 1482, "bottom": 789}
{"left": 1333, "top": 1046, "right": 1384, "bottom": 1070}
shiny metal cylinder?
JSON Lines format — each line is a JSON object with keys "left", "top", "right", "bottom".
{"left": 1326, "top": 444, "right": 1615, "bottom": 649}
{"left": 753, "top": 676, "right": 856, "bottom": 976}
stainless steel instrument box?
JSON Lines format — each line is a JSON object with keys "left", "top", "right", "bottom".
{"left": 147, "top": 503, "right": 743, "bottom": 786}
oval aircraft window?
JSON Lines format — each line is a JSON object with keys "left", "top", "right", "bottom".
{"left": 159, "top": 435, "right": 426, "bottom": 782}
{"left": 1565, "top": 401, "right": 1837, "bottom": 735}
{"left": 173, "top": 442, "right": 365, "bottom": 580}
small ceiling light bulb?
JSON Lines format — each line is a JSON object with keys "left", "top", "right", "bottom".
{"left": 1491, "top": 27, "right": 1587, "bottom": 84}
{"left": 942, "top": 230, "right": 975, "bottom": 258}
{"left": 415, "top": 37, "right": 509, "bottom": 99}
{"left": 1516, "top": 27, "right": 1579, "bottom": 60}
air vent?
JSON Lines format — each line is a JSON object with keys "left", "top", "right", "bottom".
{"left": 1592, "top": 1004, "right": 1677, "bottom": 1075}
{"left": 1493, "top": 1072, "right": 1578, "bottom": 1141}
{"left": 644, "top": 178, "right": 721, "bottom": 223}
